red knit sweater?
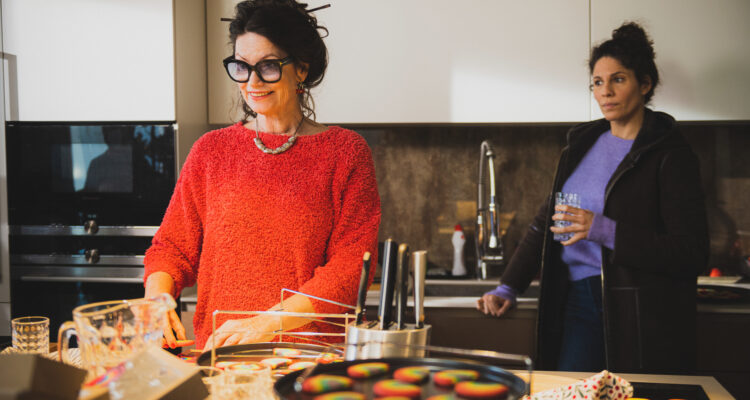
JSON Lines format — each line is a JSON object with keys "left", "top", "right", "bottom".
{"left": 144, "top": 123, "right": 381, "bottom": 348}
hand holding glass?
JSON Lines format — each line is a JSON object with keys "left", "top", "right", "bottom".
{"left": 553, "top": 192, "right": 581, "bottom": 242}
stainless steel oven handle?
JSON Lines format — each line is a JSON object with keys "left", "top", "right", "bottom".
{"left": 19, "top": 276, "right": 143, "bottom": 283}
{"left": 10, "top": 225, "right": 159, "bottom": 237}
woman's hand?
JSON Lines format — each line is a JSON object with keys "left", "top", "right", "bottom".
{"left": 162, "top": 309, "right": 187, "bottom": 349}
{"left": 550, "top": 204, "right": 594, "bottom": 246}
{"left": 476, "top": 294, "right": 513, "bottom": 317}
{"left": 203, "top": 316, "right": 278, "bottom": 350}
{"left": 145, "top": 271, "right": 186, "bottom": 348}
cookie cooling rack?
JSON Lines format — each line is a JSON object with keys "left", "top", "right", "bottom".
{"left": 205, "top": 288, "right": 357, "bottom": 367}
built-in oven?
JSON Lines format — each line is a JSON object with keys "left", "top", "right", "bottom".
{"left": 5, "top": 121, "right": 176, "bottom": 333}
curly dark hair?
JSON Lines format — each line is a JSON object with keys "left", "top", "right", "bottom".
{"left": 228, "top": 0, "right": 329, "bottom": 122}
{"left": 589, "top": 22, "right": 660, "bottom": 104}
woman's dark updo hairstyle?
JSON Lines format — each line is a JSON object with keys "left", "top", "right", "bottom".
{"left": 229, "top": 0, "right": 329, "bottom": 121}
{"left": 589, "top": 22, "right": 660, "bottom": 104}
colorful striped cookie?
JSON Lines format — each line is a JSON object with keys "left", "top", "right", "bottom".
{"left": 289, "top": 361, "right": 317, "bottom": 370}
{"left": 393, "top": 366, "right": 431, "bottom": 384}
{"left": 347, "top": 362, "right": 389, "bottom": 379}
{"left": 316, "top": 352, "right": 342, "bottom": 364}
{"left": 214, "top": 361, "right": 243, "bottom": 369}
{"left": 373, "top": 379, "right": 422, "bottom": 398}
{"left": 454, "top": 381, "right": 509, "bottom": 399}
{"left": 313, "top": 392, "right": 365, "bottom": 400}
{"left": 302, "top": 374, "right": 354, "bottom": 394}
{"left": 260, "top": 357, "right": 292, "bottom": 369}
{"left": 225, "top": 362, "right": 264, "bottom": 371}
{"left": 433, "top": 369, "right": 480, "bottom": 387}
{"left": 426, "top": 395, "right": 454, "bottom": 400}
{"left": 273, "top": 347, "right": 302, "bottom": 357}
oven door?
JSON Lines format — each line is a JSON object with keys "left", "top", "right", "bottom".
{"left": 9, "top": 234, "right": 155, "bottom": 333}
{"left": 10, "top": 266, "right": 146, "bottom": 335}
{"left": 5, "top": 121, "right": 175, "bottom": 226}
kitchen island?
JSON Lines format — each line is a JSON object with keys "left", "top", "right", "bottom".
{"left": 360, "top": 280, "right": 750, "bottom": 399}
{"left": 181, "top": 279, "right": 749, "bottom": 398}
{"left": 513, "top": 370, "right": 735, "bottom": 399}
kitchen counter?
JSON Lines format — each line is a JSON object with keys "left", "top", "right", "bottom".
{"left": 362, "top": 289, "right": 750, "bottom": 314}
{"left": 510, "top": 370, "right": 734, "bottom": 399}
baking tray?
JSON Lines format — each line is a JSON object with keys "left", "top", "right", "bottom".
{"left": 696, "top": 284, "right": 750, "bottom": 303}
{"left": 274, "top": 357, "right": 528, "bottom": 399}
{"left": 631, "top": 381, "right": 709, "bottom": 400}
{"left": 196, "top": 342, "right": 343, "bottom": 367}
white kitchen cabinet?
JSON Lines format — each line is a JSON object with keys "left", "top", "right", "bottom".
{"left": 1, "top": 0, "right": 175, "bottom": 121}
{"left": 208, "top": 0, "right": 590, "bottom": 124}
{"left": 591, "top": 0, "right": 750, "bottom": 121}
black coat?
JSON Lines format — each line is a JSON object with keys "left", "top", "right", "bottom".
{"left": 501, "top": 109, "right": 709, "bottom": 373}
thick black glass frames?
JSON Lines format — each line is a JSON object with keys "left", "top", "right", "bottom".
{"left": 223, "top": 56, "right": 293, "bottom": 83}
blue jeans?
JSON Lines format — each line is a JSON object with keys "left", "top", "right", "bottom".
{"left": 557, "top": 275, "right": 606, "bottom": 371}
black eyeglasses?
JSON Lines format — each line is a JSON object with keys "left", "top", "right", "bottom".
{"left": 223, "top": 56, "right": 293, "bottom": 83}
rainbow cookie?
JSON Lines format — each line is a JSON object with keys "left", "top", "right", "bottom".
{"left": 214, "top": 361, "right": 243, "bottom": 369}
{"left": 273, "top": 347, "right": 302, "bottom": 357}
{"left": 347, "top": 362, "right": 389, "bottom": 379}
{"left": 373, "top": 380, "right": 422, "bottom": 398}
{"left": 289, "top": 361, "right": 317, "bottom": 370}
{"left": 433, "top": 369, "right": 480, "bottom": 387}
{"left": 260, "top": 357, "right": 292, "bottom": 369}
{"left": 302, "top": 374, "right": 354, "bottom": 394}
{"left": 393, "top": 366, "right": 431, "bottom": 384}
{"left": 426, "top": 395, "right": 454, "bottom": 400}
{"left": 225, "top": 362, "right": 264, "bottom": 372}
{"left": 313, "top": 392, "right": 365, "bottom": 400}
{"left": 376, "top": 397, "right": 412, "bottom": 400}
{"left": 454, "top": 381, "right": 509, "bottom": 399}
{"left": 316, "top": 352, "right": 342, "bottom": 364}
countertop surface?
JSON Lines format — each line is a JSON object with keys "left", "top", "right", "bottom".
{"left": 181, "top": 278, "right": 750, "bottom": 314}
{"left": 510, "top": 370, "right": 734, "bottom": 399}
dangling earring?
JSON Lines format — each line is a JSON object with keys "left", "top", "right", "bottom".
{"left": 296, "top": 82, "right": 305, "bottom": 95}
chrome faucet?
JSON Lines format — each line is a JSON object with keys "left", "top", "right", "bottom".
{"left": 475, "top": 140, "right": 504, "bottom": 280}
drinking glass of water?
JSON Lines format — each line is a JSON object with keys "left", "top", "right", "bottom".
{"left": 554, "top": 192, "right": 581, "bottom": 242}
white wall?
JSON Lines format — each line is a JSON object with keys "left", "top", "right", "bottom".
{"left": 1, "top": 0, "right": 175, "bottom": 121}
{"left": 591, "top": 0, "right": 750, "bottom": 121}
{"left": 209, "top": 1, "right": 750, "bottom": 124}
{"left": 208, "top": 0, "right": 591, "bottom": 124}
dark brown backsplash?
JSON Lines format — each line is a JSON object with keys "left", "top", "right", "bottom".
{"left": 353, "top": 122, "right": 750, "bottom": 278}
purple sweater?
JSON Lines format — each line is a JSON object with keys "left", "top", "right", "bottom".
{"left": 488, "top": 131, "right": 633, "bottom": 302}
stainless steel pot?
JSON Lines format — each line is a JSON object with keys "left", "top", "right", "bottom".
{"left": 344, "top": 323, "right": 431, "bottom": 360}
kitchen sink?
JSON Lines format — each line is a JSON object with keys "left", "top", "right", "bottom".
{"left": 423, "top": 279, "right": 540, "bottom": 298}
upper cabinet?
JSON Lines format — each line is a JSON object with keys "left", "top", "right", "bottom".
{"left": 1, "top": 0, "right": 175, "bottom": 121}
{"left": 208, "top": 0, "right": 591, "bottom": 125}
{"left": 591, "top": 0, "right": 750, "bottom": 121}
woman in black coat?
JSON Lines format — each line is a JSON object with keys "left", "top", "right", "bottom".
{"left": 477, "top": 22, "right": 709, "bottom": 373}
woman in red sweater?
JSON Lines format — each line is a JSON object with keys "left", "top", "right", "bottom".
{"left": 144, "top": 0, "right": 380, "bottom": 350}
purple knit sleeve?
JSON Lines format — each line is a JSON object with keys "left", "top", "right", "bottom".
{"left": 587, "top": 212, "right": 616, "bottom": 250}
{"left": 486, "top": 284, "right": 518, "bottom": 305}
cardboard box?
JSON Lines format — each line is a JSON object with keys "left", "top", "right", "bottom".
{"left": 0, "top": 353, "right": 87, "bottom": 400}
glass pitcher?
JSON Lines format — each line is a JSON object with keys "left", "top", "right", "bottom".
{"left": 57, "top": 293, "right": 176, "bottom": 378}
